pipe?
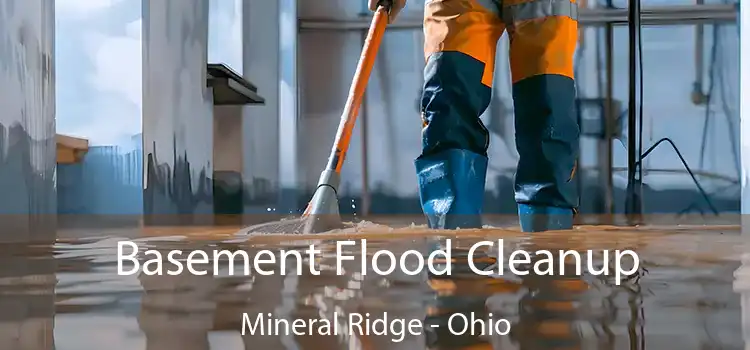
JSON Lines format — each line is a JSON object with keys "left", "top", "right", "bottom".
{"left": 602, "top": 6, "right": 615, "bottom": 221}
{"left": 625, "top": 0, "right": 642, "bottom": 224}
{"left": 692, "top": 0, "right": 708, "bottom": 105}
{"left": 360, "top": 29, "right": 371, "bottom": 217}
{"left": 357, "top": 0, "right": 371, "bottom": 217}
{"left": 360, "top": 92, "right": 371, "bottom": 217}
{"left": 299, "top": 4, "right": 737, "bottom": 31}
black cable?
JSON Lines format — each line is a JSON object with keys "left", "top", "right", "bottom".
{"left": 625, "top": 0, "right": 721, "bottom": 218}
{"left": 636, "top": 0, "right": 644, "bottom": 191}
{"left": 638, "top": 138, "right": 720, "bottom": 215}
{"left": 678, "top": 181, "right": 738, "bottom": 216}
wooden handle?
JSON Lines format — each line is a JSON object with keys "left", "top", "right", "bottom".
{"left": 325, "top": 6, "right": 389, "bottom": 173}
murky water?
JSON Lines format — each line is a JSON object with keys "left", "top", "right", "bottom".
{"left": 2, "top": 222, "right": 746, "bottom": 350}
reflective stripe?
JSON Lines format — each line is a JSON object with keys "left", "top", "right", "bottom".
{"left": 503, "top": 0, "right": 578, "bottom": 27}
{"left": 425, "top": 0, "right": 501, "bottom": 16}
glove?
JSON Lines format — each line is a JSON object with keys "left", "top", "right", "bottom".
{"left": 368, "top": 0, "right": 406, "bottom": 23}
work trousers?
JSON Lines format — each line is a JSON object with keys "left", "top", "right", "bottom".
{"left": 419, "top": 0, "right": 580, "bottom": 210}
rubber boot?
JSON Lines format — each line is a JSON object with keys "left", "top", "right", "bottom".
{"left": 518, "top": 204, "right": 574, "bottom": 232}
{"left": 415, "top": 149, "right": 487, "bottom": 230}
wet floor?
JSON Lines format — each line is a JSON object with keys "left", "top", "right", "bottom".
{"left": 1, "top": 222, "right": 747, "bottom": 350}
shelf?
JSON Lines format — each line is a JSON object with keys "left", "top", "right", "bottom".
{"left": 207, "top": 63, "right": 265, "bottom": 106}
{"left": 56, "top": 134, "right": 89, "bottom": 164}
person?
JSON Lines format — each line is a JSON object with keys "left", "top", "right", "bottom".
{"left": 369, "top": 0, "right": 580, "bottom": 232}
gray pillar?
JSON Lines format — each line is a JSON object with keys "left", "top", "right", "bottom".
{"left": 0, "top": 0, "right": 56, "bottom": 244}
{"left": 142, "top": 0, "right": 215, "bottom": 225}
{"left": 242, "top": 0, "right": 280, "bottom": 215}
{"left": 243, "top": 1, "right": 299, "bottom": 216}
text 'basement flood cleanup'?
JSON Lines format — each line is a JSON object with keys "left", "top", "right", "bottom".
{"left": 117, "top": 239, "right": 640, "bottom": 283}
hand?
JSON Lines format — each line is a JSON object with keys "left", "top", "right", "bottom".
{"left": 368, "top": 0, "right": 406, "bottom": 23}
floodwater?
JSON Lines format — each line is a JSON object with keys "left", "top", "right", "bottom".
{"left": 2, "top": 221, "right": 747, "bottom": 350}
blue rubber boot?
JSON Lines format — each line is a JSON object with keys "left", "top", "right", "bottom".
{"left": 415, "top": 149, "right": 487, "bottom": 230}
{"left": 518, "top": 204, "right": 574, "bottom": 232}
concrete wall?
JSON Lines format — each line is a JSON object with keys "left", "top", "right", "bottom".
{"left": 142, "top": 0, "right": 214, "bottom": 224}
{"left": 0, "top": 0, "right": 56, "bottom": 243}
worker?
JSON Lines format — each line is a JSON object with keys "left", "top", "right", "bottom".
{"left": 369, "top": 0, "right": 580, "bottom": 232}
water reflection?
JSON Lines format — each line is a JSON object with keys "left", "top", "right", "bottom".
{"left": 509, "top": 238, "right": 590, "bottom": 350}
{"left": 734, "top": 235, "right": 750, "bottom": 350}
{"left": 0, "top": 244, "right": 56, "bottom": 350}
{"left": 2, "top": 226, "right": 745, "bottom": 349}
{"left": 137, "top": 244, "right": 217, "bottom": 350}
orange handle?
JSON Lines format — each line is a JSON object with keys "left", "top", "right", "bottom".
{"left": 324, "top": 6, "right": 390, "bottom": 173}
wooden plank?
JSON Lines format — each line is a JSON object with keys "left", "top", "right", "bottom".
{"left": 56, "top": 134, "right": 88, "bottom": 151}
{"left": 56, "top": 134, "right": 89, "bottom": 164}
